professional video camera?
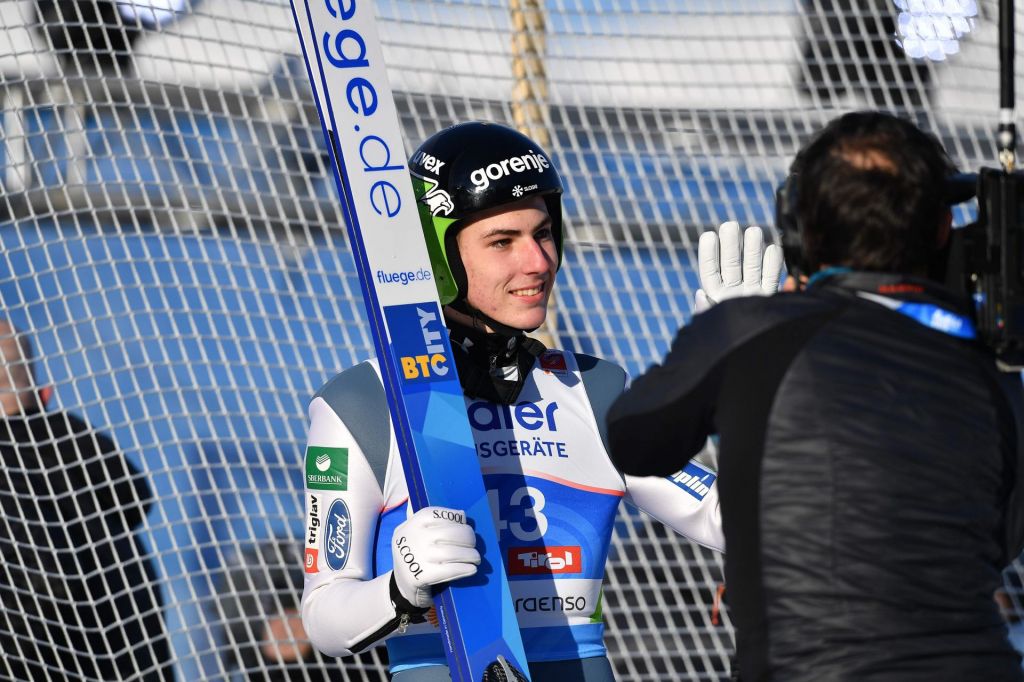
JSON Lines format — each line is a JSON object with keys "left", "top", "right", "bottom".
{"left": 945, "top": 168, "right": 1024, "bottom": 369}
{"left": 941, "top": 0, "right": 1024, "bottom": 369}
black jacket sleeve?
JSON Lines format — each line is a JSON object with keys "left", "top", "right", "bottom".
{"left": 606, "top": 326, "right": 720, "bottom": 477}
{"left": 606, "top": 294, "right": 829, "bottom": 479}
{"left": 606, "top": 297, "right": 782, "bottom": 477}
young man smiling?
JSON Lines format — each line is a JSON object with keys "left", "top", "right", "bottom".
{"left": 299, "top": 121, "right": 724, "bottom": 682}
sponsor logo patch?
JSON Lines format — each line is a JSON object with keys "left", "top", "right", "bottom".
{"left": 475, "top": 438, "right": 567, "bottom": 458}
{"left": 513, "top": 184, "right": 538, "bottom": 198}
{"left": 306, "top": 493, "right": 321, "bottom": 547}
{"left": 325, "top": 499, "right": 352, "bottom": 571}
{"left": 468, "top": 400, "right": 559, "bottom": 432}
{"left": 539, "top": 351, "right": 567, "bottom": 374}
{"left": 514, "top": 595, "right": 587, "bottom": 613}
{"left": 668, "top": 462, "right": 716, "bottom": 501}
{"left": 304, "top": 548, "right": 319, "bottom": 574}
{"left": 410, "top": 171, "right": 454, "bottom": 217}
{"left": 305, "top": 447, "right": 348, "bottom": 491}
{"left": 509, "top": 546, "right": 582, "bottom": 575}
{"left": 469, "top": 150, "right": 551, "bottom": 191}
{"left": 410, "top": 151, "right": 446, "bottom": 175}
{"left": 377, "top": 268, "right": 432, "bottom": 286}
{"left": 385, "top": 302, "right": 453, "bottom": 383}
{"left": 432, "top": 508, "right": 465, "bottom": 524}
{"left": 470, "top": 400, "right": 568, "bottom": 458}
{"left": 395, "top": 535, "right": 424, "bottom": 579}
{"left": 928, "top": 307, "right": 966, "bottom": 334}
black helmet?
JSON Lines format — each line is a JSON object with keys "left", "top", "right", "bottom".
{"left": 409, "top": 121, "right": 564, "bottom": 305}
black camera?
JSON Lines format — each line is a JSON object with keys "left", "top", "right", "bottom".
{"left": 947, "top": 169, "right": 1024, "bottom": 369}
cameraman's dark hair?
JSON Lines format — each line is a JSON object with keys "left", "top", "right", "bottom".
{"left": 794, "top": 111, "right": 955, "bottom": 273}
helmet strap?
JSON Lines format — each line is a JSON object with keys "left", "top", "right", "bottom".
{"left": 444, "top": 225, "right": 470, "bottom": 302}
{"left": 447, "top": 298, "right": 536, "bottom": 337}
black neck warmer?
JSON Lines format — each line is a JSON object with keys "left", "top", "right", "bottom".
{"left": 446, "top": 318, "right": 546, "bottom": 405}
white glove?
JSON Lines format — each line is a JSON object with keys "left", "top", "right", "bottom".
{"left": 391, "top": 506, "right": 480, "bottom": 609}
{"left": 694, "top": 221, "right": 784, "bottom": 313}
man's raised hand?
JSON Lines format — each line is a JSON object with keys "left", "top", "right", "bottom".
{"left": 694, "top": 221, "right": 783, "bottom": 313}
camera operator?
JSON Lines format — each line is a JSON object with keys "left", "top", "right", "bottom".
{"left": 606, "top": 111, "right": 1024, "bottom": 681}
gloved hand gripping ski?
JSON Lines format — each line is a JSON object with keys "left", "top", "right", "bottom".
{"left": 391, "top": 506, "right": 481, "bottom": 610}
{"left": 349, "top": 511, "right": 482, "bottom": 652}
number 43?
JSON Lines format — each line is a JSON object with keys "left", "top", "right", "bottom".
{"left": 487, "top": 486, "right": 548, "bottom": 541}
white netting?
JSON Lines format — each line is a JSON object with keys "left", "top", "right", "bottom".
{"left": 0, "top": 1, "right": 1020, "bottom": 680}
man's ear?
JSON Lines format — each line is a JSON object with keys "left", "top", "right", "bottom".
{"left": 936, "top": 209, "right": 953, "bottom": 249}
{"left": 37, "top": 385, "right": 53, "bottom": 409}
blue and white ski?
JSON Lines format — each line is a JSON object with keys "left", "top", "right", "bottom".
{"left": 289, "top": 2, "right": 530, "bottom": 680}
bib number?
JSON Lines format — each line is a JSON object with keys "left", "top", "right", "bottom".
{"left": 488, "top": 485, "right": 548, "bottom": 541}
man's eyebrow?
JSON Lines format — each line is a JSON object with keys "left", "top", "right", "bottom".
{"left": 481, "top": 228, "right": 522, "bottom": 239}
{"left": 480, "top": 218, "right": 551, "bottom": 240}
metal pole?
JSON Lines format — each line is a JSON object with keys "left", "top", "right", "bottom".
{"left": 510, "top": 0, "right": 550, "bottom": 148}
{"left": 510, "top": 0, "right": 558, "bottom": 347}
{"left": 999, "top": 0, "right": 1016, "bottom": 171}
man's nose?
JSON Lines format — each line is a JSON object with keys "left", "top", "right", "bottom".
{"left": 521, "top": 238, "right": 553, "bottom": 274}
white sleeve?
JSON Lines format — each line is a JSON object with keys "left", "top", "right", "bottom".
{"left": 622, "top": 458, "right": 725, "bottom": 553}
{"left": 300, "top": 395, "right": 399, "bottom": 657}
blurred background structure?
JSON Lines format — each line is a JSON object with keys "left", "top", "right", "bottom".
{"left": 0, "top": 1, "right": 1018, "bottom": 680}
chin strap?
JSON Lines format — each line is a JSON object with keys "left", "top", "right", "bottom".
{"left": 447, "top": 319, "right": 546, "bottom": 405}
{"left": 446, "top": 298, "right": 536, "bottom": 338}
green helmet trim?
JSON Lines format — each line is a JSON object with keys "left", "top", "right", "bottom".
{"left": 411, "top": 173, "right": 459, "bottom": 304}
